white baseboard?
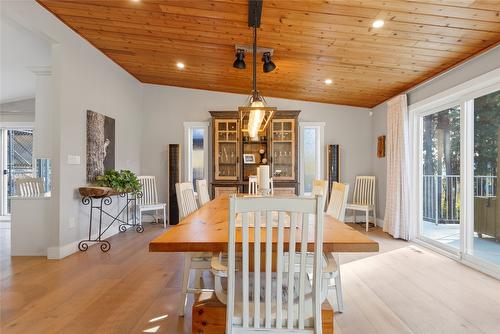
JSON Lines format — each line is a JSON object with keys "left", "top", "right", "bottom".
{"left": 47, "top": 225, "right": 120, "bottom": 260}
{"left": 345, "top": 214, "right": 384, "bottom": 228}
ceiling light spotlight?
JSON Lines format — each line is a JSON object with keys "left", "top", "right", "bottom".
{"left": 176, "top": 62, "right": 185, "bottom": 69}
{"left": 372, "top": 20, "right": 384, "bottom": 28}
{"left": 324, "top": 79, "right": 333, "bottom": 85}
{"left": 262, "top": 52, "right": 276, "bottom": 73}
{"left": 233, "top": 49, "right": 246, "bottom": 69}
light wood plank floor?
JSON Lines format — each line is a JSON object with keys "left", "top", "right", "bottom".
{"left": 1, "top": 223, "right": 499, "bottom": 333}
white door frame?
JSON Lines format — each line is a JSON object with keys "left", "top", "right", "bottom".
{"left": 183, "top": 122, "right": 209, "bottom": 183}
{"left": 409, "top": 68, "right": 500, "bottom": 278}
{"left": 299, "top": 122, "right": 325, "bottom": 195}
{"left": 0, "top": 124, "right": 35, "bottom": 217}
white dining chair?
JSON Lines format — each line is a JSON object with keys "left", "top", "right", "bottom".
{"left": 175, "top": 182, "right": 213, "bottom": 316}
{"left": 15, "top": 177, "right": 45, "bottom": 197}
{"left": 248, "top": 175, "right": 258, "bottom": 195}
{"left": 195, "top": 179, "right": 211, "bottom": 207}
{"left": 346, "top": 176, "right": 376, "bottom": 231}
{"left": 323, "top": 181, "right": 350, "bottom": 313}
{"left": 137, "top": 176, "right": 167, "bottom": 228}
{"left": 312, "top": 179, "right": 328, "bottom": 212}
{"left": 326, "top": 182, "right": 350, "bottom": 223}
{"left": 212, "top": 195, "right": 328, "bottom": 332}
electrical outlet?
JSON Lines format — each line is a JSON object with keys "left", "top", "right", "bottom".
{"left": 68, "top": 217, "right": 76, "bottom": 229}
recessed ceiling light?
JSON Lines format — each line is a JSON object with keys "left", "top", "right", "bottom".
{"left": 131, "top": 0, "right": 140, "bottom": 3}
{"left": 176, "top": 62, "right": 185, "bottom": 69}
{"left": 372, "top": 20, "right": 384, "bottom": 28}
{"left": 324, "top": 79, "right": 333, "bottom": 85}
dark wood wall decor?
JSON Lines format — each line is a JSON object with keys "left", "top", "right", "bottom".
{"left": 327, "top": 144, "right": 341, "bottom": 201}
{"left": 377, "top": 135, "right": 386, "bottom": 158}
{"left": 168, "top": 144, "right": 181, "bottom": 225}
{"left": 37, "top": 1, "right": 500, "bottom": 108}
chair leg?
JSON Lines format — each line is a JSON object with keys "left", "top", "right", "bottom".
{"left": 138, "top": 209, "right": 142, "bottom": 227}
{"left": 366, "top": 210, "right": 369, "bottom": 232}
{"left": 373, "top": 208, "right": 377, "bottom": 228}
{"left": 353, "top": 209, "right": 356, "bottom": 223}
{"left": 179, "top": 254, "right": 191, "bottom": 317}
{"left": 335, "top": 269, "right": 344, "bottom": 313}
{"left": 194, "top": 269, "right": 201, "bottom": 289}
{"left": 163, "top": 208, "right": 167, "bottom": 228}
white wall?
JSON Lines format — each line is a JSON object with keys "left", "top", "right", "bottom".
{"left": 3, "top": 1, "right": 143, "bottom": 257}
{"left": 372, "top": 45, "right": 500, "bottom": 221}
{"left": 0, "top": 15, "right": 51, "bottom": 103}
{"left": 0, "top": 98, "right": 36, "bottom": 123}
{"left": 141, "top": 84, "right": 372, "bottom": 204}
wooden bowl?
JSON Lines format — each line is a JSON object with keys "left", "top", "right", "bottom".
{"left": 78, "top": 186, "right": 113, "bottom": 198}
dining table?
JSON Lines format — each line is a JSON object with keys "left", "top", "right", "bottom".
{"left": 149, "top": 194, "right": 379, "bottom": 253}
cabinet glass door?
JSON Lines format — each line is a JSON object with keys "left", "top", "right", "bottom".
{"left": 271, "top": 119, "right": 295, "bottom": 180}
{"left": 215, "top": 120, "right": 239, "bottom": 180}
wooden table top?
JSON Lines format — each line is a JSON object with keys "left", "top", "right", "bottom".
{"left": 149, "top": 195, "right": 379, "bottom": 253}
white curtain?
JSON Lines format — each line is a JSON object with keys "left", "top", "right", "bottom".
{"left": 383, "top": 94, "right": 410, "bottom": 240}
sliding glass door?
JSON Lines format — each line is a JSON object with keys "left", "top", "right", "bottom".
{"left": 470, "top": 90, "right": 500, "bottom": 267}
{"left": 419, "top": 105, "right": 461, "bottom": 252}
{"left": 413, "top": 78, "right": 500, "bottom": 276}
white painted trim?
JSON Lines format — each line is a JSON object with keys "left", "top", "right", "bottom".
{"left": 299, "top": 122, "right": 325, "bottom": 196}
{"left": 47, "top": 225, "right": 119, "bottom": 259}
{"left": 409, "top": 68, "right": 500, "bottom": 113}
{"left": 27, "top": 66, "right": 52, "bottom": 76}
{"left": 0, "top": 122, "right": 35, "bottom": 129}
{"left": 183, "top": 122, "right": 209, "bottom": 183}
{"left": 345, "top": 215, "right": 383, "bottom": 228}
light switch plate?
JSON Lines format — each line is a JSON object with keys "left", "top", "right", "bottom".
{"left": 67, "top": 155, "right": 81, "bottom": 165}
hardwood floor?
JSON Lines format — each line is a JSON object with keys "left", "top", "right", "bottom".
{"left": 1, "top": 223, "right": 500, "bottom": 333}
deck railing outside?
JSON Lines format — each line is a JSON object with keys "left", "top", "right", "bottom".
{"left": 423, "top": 175, "right": 497, "bottom": 224}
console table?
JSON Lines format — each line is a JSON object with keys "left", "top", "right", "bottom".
{"left": 78, "top": 189, "right": 143, "bottom": 252}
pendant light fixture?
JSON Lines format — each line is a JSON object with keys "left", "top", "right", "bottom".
{"left": 238, "top": 0, "right": 275, "bottom": 139}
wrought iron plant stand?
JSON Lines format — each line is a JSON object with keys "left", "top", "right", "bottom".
{"left": 78, "top": 191, "right": 143, "bottom": 252}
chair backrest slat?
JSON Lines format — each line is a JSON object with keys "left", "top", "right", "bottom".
{"left": 227, "top": 196, "right": 323, "bottom": 332}
{"left": 249, "top": 176, "right": 258, "bottom": 195}
{"left": 137, "top": 176, "right": 160, "bottom": 205}
{"left": 287, "top": 211, "right": 297, "bottom": 329}
{"left": 275, "top": 211, "right": 285, "bottom": 329}
{"left": 253, "top": 210, "right": 261, "bottom": 329}
{"left": 312, "top": 179, "right": 328, "bottom": 211}
{"left": 353, "top": 176, "right": 376, "bottom": 206}
{"left": 15, "top": 178, "right": 44, "bottom": 197}
{"left": 196, "top": 179, "right": 211, "bottom": 207}
{"left": 242, "top": 212, "right": 250, "bottom": 328}
{"left": 298, "top": 212, "right": 309, "bottom": 329}
{"left": 326, "top": 182, "right": 350, "bottom": 222}
{"left": 175, "top": 182, "right": 198, "bottom": 219}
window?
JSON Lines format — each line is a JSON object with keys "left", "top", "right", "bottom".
{"left": 184, "top": 122, "right": 209, "bottom": 188}
{"left": 299, "top": 122, "right": 325, "bottom": 195}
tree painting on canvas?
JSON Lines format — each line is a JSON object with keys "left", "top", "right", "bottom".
{"left": 86, "top": 110, "right": 115, "bottom": 182}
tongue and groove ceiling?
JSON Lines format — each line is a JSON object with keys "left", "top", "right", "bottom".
{"left": 37, "top": 0, "right": 500, "bottom": 108}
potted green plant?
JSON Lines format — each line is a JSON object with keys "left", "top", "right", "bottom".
{"left": 94, "top": 169, "right": 142, "bottom": 195}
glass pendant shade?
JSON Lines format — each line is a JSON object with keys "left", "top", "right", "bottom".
{"left": 247, "top": 101, "right": 265, "bottom": 138}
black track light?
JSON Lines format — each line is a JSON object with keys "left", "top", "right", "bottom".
{"left": 262, "top": 52, "right": 276, "bottom": 73}
{"left": 233, "top": 49, "right": 246, "bottom": 69}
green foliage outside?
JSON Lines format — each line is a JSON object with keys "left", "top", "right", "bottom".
{"left": 422, "top": 90, "right": 500, "bottom": 224}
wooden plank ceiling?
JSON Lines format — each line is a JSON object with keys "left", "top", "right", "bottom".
{"left": 38, "top": 0, "right": 500, "bottom": 108}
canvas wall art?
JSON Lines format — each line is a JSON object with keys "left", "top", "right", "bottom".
{"left": 86, "top": 110, "right": 115, "bottom": 182}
